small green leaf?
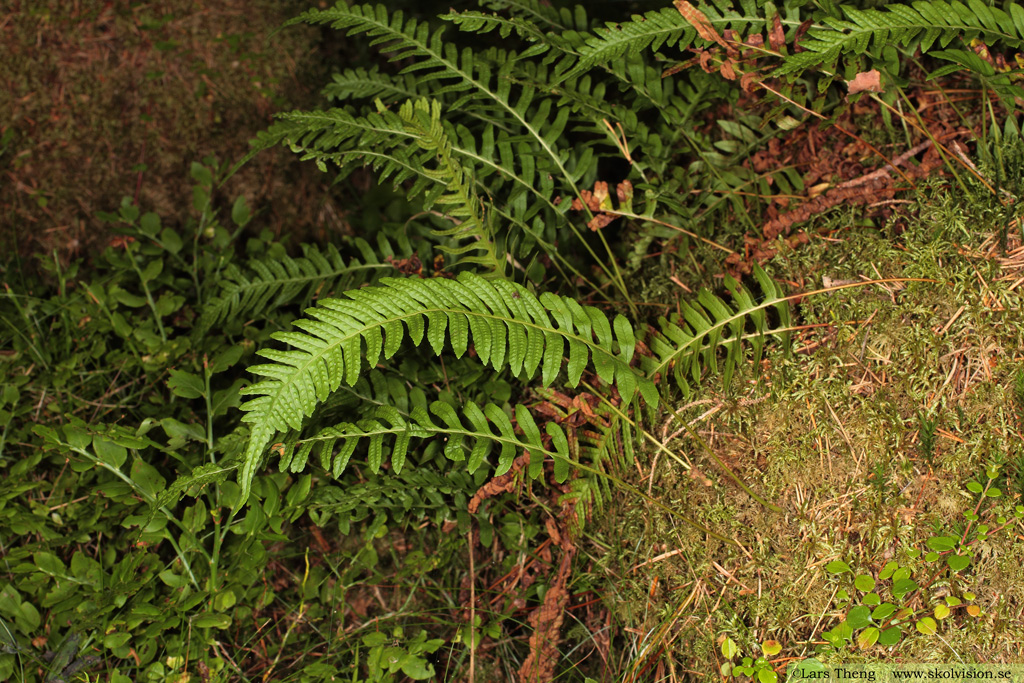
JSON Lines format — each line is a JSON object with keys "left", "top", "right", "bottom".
{"left": 892, "top": 578, "right": 919, "bottom": 599}
{"left": 934, "top": 604, "right": 950, "bottom": 620}
{"left": 167, "top": 369, "right": 205, "bottom": 399}
{"left": 947, "top": 554, "right": 970, "bottom": 572}
{"left": 926, "top": 536, "right": 957, "bottom": 552}
{"left": 854, "top": 575, "right": 876, "bottom": 592}
{"left": 878, "top": 626, "right": 902, "bottom": 646}
{"left": 231, "top": 196, "right": 251, "bottom": 227}
{"left": 945, "top": 596, "right": 961, "bottom": 607}
{"left": 915, "top": 617, "right": 937, "bottom": 635}
{"left": 722, "top": 636, "right": 739, "bottom": 659}
{"left": 761, "top": 640, "right": 781, "bottom": 656}
{"left": 758, "top": 668, "right": 778, "bottom": 683}
{"left": 879, "top": 561, "right": 899, "bottom": 580}
{"left": 192, "top": 612, "right": 231, "bottom": 629}
{"left": 826, "top": 560, "right": 851, "bottom": 574}
{"left": 872, "top": 603, "right": 896, "bottom": 621}
{"left": 191, "top": 162, "right": 213, "bottom": 187}
{"left": 139, "top": 212, "right": 161, "bottom": 236}
{"left": 93, "top": 436, "right": 128, "bottom": 469}
{"left": 966, "top": 481, "right": 984, "bottom": 494}
{"left": 857, "top": 627, "right": 879, "bottom": 649}
{"left": 862, "top": 593, "right": 881, "bottom": 606}
{"left": 985, "top": 487, "right": 1002, "bottom": 498}
{"left": 847, "top": 606, "right": 871, "bottom": 629}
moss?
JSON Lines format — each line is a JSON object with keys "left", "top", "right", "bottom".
{"left": 586, "top": 181, "right": 1024, "bottom": 674}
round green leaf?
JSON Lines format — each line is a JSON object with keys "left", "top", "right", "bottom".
{"left": 826, "top": 560, "right": 852, "bottom": 574}
{"left": 878, "top": 626, "right": 902, "bottom": 646}
{"left": 854, "top": 575, "right": 876, "bottom": 592}
{"left": 761, "top": 640, "right": 782, "bottom": 656}
{"left": 857, "top": 627, "right": 880, "bottom": 650}
{"left": 947, "top": 554, "right": 970, "bottom": 572}
{"left": 916, "top": 617, "right": 937, "bottom": 635}
{"left": 847, "top": 606, "right": 872, "bottom": 629}
{"left": 872, "top": 603, "right": 896, "bottom": 621}
{"left": 722, "top": 636, "right": 739, "bottom": 659}
{"left": 934, "top": 604, "right": 950, "bottom": 620}
{"left": 926, "top": 536, "right": 957, "bottom": 552}
{"left": 892, "top": 578, "right": 919, "bottom": 599}
{"left": 758, "top": 667, "right": 778, "bottom": 683}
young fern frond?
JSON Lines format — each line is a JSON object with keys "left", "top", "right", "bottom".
{"left": 237, "top": 271, "right": 654, "bottom": 504}
{"left": 643, "top": 264, "right": 791, "bottom": 397}
{"left": 479, "top": 0, "right": 590, "bottom": 34}
{"left": 776, "top": 0, "right": 1024, "bottom": 75}
{"left": 195, "top": 241, "right": 394, "bottom": 339}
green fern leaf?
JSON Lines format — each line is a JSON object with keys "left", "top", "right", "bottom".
{"left": 195, "top": 241, "right": 394, "bottom": 339}
{"left": 236, "top": 272, "right": 650, "bottom": 504}
{"left": 643, "top": 264, "right": 790, "bottom": 397}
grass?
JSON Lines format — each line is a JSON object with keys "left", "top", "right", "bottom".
{"left": 588, "top": 181, "right": 1024, "bottom": 679}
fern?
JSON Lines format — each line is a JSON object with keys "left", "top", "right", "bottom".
{"left": 322, "top": 66, "right": 434, "bottom": 103}
{"left": 195, "top": 241, "right": 395, "bottom": 338}
{"left": 397, "top": 99, "right": 503, "bottom": 274}
{"left": 236, "top": 271, "right": 654, "bottom": 504}
{"left": 643, "top": 264, "right": 791, "bottom": 396}
{"left": 776, "top": 0, "right": 1024, "bottom": 75}
{"left": 279, "top": 400, "right": 571, "bottom": 481}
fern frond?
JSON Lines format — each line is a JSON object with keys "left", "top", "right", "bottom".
{"left": 280, "top": 401, "right": 569, "bottom": 481}
{"left": 398, "top": 99, "right": 503, "bottom": 274}
{"left": 554, "top": 7, "right": 697, "bottom": 83}
{"left": 776, "top": 0, "right": 1024, "bottom": 75}
{"left": 642, "top": 264, "right": 790, "bottom": 396}
{"left": 195, "top": 242, "right": 394, "bottom": 338}
{"left": 289, "top": 3, "right": 585, "bottom": 200}
{"left": 322, "top": 66, "right": 433, "bottom": 103}
{"left": 443, "top": 10, "right": 549, "bottom": 42}
{"left": 479, "top": 0, "right": 591, "bottom": 34}
{"left": 237, "top": 272, "right": 654, "bottom": 504}
{"left": 308, "top": 467, "right": 478, "bottom": 534}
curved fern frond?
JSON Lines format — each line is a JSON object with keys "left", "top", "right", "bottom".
{"left": 776, "top": 0, "right": 1024, "bottom": 75}
{"left": 479, "top": 0, "right": 589, "bottom": 33}
{"left": 443, "top": 10, "right": 549, "bottom": 42}
{"left": 237, "top": 271, "right": 654, "bottom": 504}
{"left": 280, "top": 401, "right": 567, "bottom": 481}
{"left": 195, "top": 241, "right": 394, "bottom": 338}
{"left": 642, "top": 264, "right": 791, "bottom": 396}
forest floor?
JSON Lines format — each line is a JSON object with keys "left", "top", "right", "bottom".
{"left": 2, "top": 1, "right": 1023, "bottom": 682}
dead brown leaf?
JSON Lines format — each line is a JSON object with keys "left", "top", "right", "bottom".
{"left": 847, "top": 69, "right": 884, "bottom": 96}
{"left": 768, "top": 14, "right": 786, "bottom": 51}
{"left": 675, "top": 1, "right": 730, "bottom": 52}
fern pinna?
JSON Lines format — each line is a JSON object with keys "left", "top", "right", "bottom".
{"left": 235, "top": 272, "right": 655, "bottom": 504}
